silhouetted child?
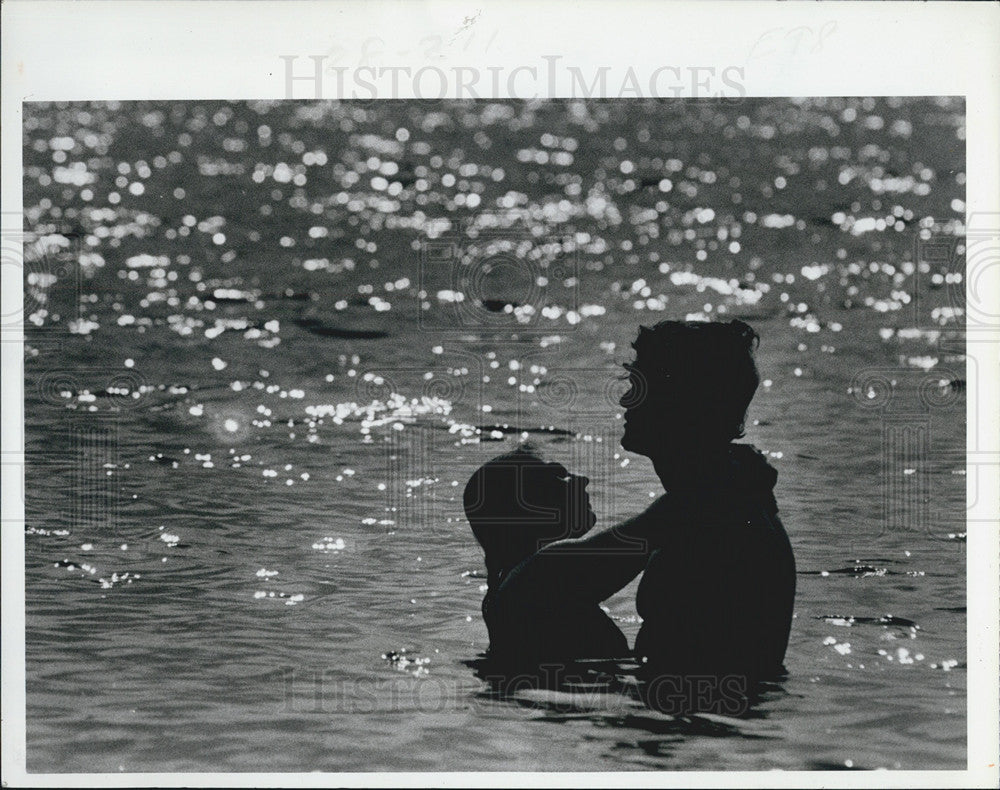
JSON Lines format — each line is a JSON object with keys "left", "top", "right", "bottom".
{"left": 464, "top": 447, "right": 629, "bottom": 668}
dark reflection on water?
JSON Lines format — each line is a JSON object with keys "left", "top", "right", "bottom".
{"left": 22, "top": 97, "right": 966, "bottom": 771}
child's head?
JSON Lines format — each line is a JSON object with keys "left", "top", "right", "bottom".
{"left": 620, "top": 319, "right": 760, "bottom": 455}
{"left": 464, "top": 446, "right": 595, "bottom": 579}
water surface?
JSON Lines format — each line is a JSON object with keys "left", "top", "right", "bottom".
{"left": 23, "top": 97, "right": 966, "bottom": 771}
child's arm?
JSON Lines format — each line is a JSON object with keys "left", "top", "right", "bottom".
{"left": 492, "top": 495, "right": 678, "bottom": 610}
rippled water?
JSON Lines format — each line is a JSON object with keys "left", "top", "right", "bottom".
{"left": 22, "top": 98, "right": 966, "bottom": 771}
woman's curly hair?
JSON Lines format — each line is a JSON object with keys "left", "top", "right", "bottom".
{"left": 626, "top": 319, "right": 761, "bottom": 444}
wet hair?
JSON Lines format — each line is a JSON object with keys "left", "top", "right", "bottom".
{"left": 464, "top": 445, "right": 575, "bottom": 579}
{"left": 625, "top": 319, "right": 760, "bottom": 444}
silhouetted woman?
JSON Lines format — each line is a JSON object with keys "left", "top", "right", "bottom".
{"left": 491, "top": 320, "right": 796, "bottom": 712}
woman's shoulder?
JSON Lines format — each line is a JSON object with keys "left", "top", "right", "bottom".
{"left": 727, "top": 443, "right": 780, "bottom": 512}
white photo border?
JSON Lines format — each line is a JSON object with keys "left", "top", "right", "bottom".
{"left": 2, "top": 1, "right": 997, "bottom": 787}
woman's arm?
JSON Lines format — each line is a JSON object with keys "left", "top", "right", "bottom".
{"left": 492, "top": 496, "right": 675, "bottom": 609}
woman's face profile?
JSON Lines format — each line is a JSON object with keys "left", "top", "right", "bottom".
{"left": 619, "top": 360, "right": 666, "bottom": 457}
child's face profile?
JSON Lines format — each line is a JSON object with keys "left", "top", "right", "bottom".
{"left": 464, "top": 453, "right": 597, "bottom": 565}
{"left": 527, "top": 461, "right": 596, "bottom": 540}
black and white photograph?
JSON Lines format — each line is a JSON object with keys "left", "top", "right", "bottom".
{"left": 3, "top": 1, "right": 998, "bottom": 785}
